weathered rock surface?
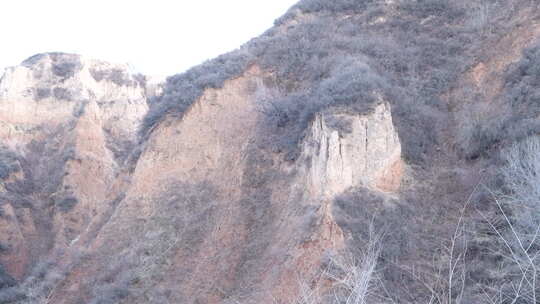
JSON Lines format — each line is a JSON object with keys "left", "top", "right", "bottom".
{"left": 0, "top": 53, "right": 147, "bottom": 147}
{"left": 33, "top": 64, "right": 401, "bottom": 304}
{"left": 0, "top": 55, "right": 404, "bottom": 303}
{"left": 302, "top": 102, "right": 403, "bottom": 197}
{"left": 2, "top": 1, "right": 539, "bottom": 303}
{"left": 0, "top": 53, "right": 148, "bottom": 279}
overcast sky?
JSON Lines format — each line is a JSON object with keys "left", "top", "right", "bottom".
{"left": 0, "top": 0, "right": 297, "bottom": 77}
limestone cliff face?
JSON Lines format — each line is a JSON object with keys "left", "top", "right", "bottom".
{"left": 302, "top": 102, "right": 403, "bottom": 197}
{"left": 0, "top": 53, "right": 148, "bottom": 278}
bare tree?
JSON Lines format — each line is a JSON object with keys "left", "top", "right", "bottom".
{"left": 293, "top": 226, "right": 384, "bottom": 304}
{"left": 399, "top": 195, "right": 472, "bottom": 304}
{"left": 478, "top": 136, "right": 540, "bottom": 304}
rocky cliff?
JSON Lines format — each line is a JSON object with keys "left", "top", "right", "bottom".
{"left": 0, "top": 53, "right": 148, "bottom": 281}
{"left": 302, "top": 102, "right": 402, "bottom": 197}
{"left": 9, "top": 62, "right": 399, "bottom": 303}
{"left": 2, "top": 1, "right": 540, "bottom": 304}
{"left": 0, "top": 54, "right": 402, "bottom": 303}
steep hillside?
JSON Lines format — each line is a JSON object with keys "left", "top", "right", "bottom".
{"left": 2, "top": 1, "right": 540, "bottom": 303}
{"left": 0, "top": 53, "right": 149, "bottom": 299}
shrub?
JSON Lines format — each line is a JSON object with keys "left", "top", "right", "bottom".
{"left": 56, "top": 196, "right": 78, "bottom": 213}
{"left": 89, "top": 68, "right": 106, "bottom": 82}
{"left": 398, "top": 0, "right": 465, "bottom": 19}
{"left": 293, "top": 228, "right": 384, "bottom": 304}
{"left": 88, "top": 283, "right": 130, "bottom": 304}
{"left": 462, "top": 41, "right": 540, "bottom": 158}
{"left": 326, "top": 235, "right": 382, "bottom": 304}
{"left": 52, "top": 87, "right": 71, "bottom": 100}
{"left": 72, "top": 101, "right": 88, "bottom": 117}
{"left": 469, "top": 136, "right": 540, "bottom": 304}
{"left": 9, "top": 257, "right": 75, "bottom": 304}
{"left": 0, "top": 287, "right": 24, "bottom": 304}
{"left": 139, "top": 0, "right": 486, "bottom": 164}
{"left": 0, "top": 265, "right": 15, "bottom": 290}
{"left": 249, "top": 0, "right": 472, "bottom": 163}
{"left": 0, "top": 148, "right": 20, "bottom": 180}
{"left": 52, "top": 62, "right": 80, "bottom": 79}
{"left": 140, "top": 50, "right": 252, "bottom": 136}
{"left": 89, "top": 68, "right": 133, "bottom": 86}
{"left": 0, "top": 243, "right": 10, "bottom": 253}
{"left": 500, "top": 136, "right": 540, "bottom": 240}
{"left": 256, "top": 58, "right": 386, "bottom": 161}
{"left": 505, "top": 42, "right": 540, "bottom": 114}
{"left": 34, "top": 88, "right": 51, "bottom": 100}
{"left": 295, "top": 0, "right": 375, "bottom": 14}
{"left": 87, "top": 182, "right": 220, "bottom": 303}
{"left": 108, "top": 69, "right": 130, "bottom": 86}
{"left": 133, "top": 73, "right": 147, "bottom": 88}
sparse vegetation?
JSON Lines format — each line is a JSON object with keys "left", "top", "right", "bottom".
{"left": 140, "top": 50, "right": 252, "bottom": 135}
{"left": 289, "top": 0, "right": 376, "bottom": 15}
{"left": 84, "top": 182, "right": 220, "bottom": 304}
{"left": 0, "top": 147, "right": 19, "bottom": 180}
{"left": 90, "top": 68, "right": 134, "bottom": 87}
{"left": 4, "top": 1, "right": 540, "bottom": 303}
{"left": 292, "top": 230, "right": 382, "bottom": 304}
{"left": 35, "top": 88, "right": 51, "bottom": 100}
{"left": 55, "top": 196, "right": 78, "bottom": 213}
{"left": 502, "top": 42, "right": 540, "bottom": 140}
{"left": 325, "top": 234, "right": 382, "bottom": 304}
{"left": 52, "top": 87, "right": 71, "bottom": 100}
{"left": 143, "top": 0, "right": 519, "bottom": 163}
{"left": 52, "top": 62, "right": 81, "bottom": 79}
{"left": 484, "top": 136, "right": 540, "bottom": 303}
{"left": 0, "top": 249, "right": 90, "bottom": 304}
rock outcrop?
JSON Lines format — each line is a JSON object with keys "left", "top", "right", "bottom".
{"left": 302, "top": 102, "right": 403, "bottom": 197}
{"left": 0, "top": 52, "right": 147, "bottom": 148}
{"left": 0, "top": 53, "right": 148, "bottom": 279}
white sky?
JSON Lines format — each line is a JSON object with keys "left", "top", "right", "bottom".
{"left": 0, "top": 0, "right": 297, "bottom": 78}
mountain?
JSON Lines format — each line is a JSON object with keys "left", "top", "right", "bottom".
{"left": 2, "top": 1, "right": 540, "bottom": 303}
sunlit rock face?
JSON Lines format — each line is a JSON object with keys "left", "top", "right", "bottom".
{"left": 3, "top": 0, "right": 540, "bottom": 302}
{"left": 0, "top": 53, "right": 149, "bottom": 278}
{"left": 0, "top": 52, "right": 148, "bottom": 147}
{"left": 302, "top": 102, "right": 403, "bottom": 197}
{"left": 0, "top": 51, "right": 403, "bottom": 303}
